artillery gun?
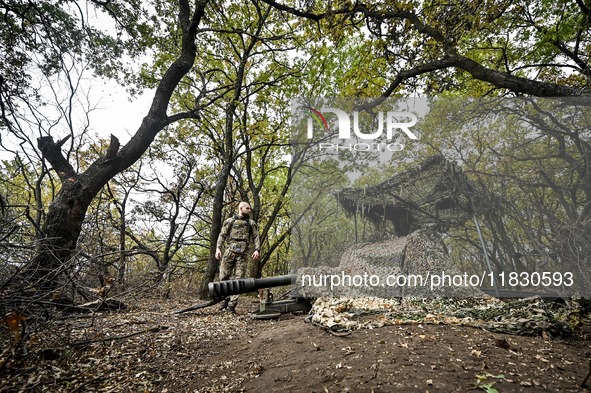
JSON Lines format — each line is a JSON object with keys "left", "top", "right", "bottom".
{"left": 174, "top": 274, "right": 311, "bottom": 318}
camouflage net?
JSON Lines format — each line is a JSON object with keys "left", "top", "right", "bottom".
{"left": 311, "top": 296, "right": 591, "bottom": 337}
{"left": 296, "top": 237, "right": 405, "bottom": 298}
{"left": 333, "top": 155, "right": 480, "bottom": 236}
{"left": 304, "top": 155, "right": 591, "bottom": 337}
{"left": 296, "top": 229, "right": 486, "bottom": 298}
{"left": 299, "top": 230, "right": 590, "bottom": 337}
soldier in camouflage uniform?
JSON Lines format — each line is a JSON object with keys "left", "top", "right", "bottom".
{"left": 215, "top": 202, "right": 260, "bottom": 313}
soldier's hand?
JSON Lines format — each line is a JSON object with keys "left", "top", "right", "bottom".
{"left": 215, "top": 248, "right": 222, "bottom": 260}
{"left": 252, "top": 250, "right": 260, "bottom": 261}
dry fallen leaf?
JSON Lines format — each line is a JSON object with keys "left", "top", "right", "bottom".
{"left": 535, "top": 355, "right": 549, "bottom": 363}
{"left": 1, "top": 311, "right": 28, "bottom": 342}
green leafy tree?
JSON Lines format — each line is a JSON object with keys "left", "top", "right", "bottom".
{"left": 2, "top": 0, "right": 210, "bottom": 292}
{"left": 140, "top": 0, "right": 302, "bottom": 295}
{"left": 263, "top": 0, "right": 591, "bottom": 96}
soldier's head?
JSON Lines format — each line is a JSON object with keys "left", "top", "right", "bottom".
{"left": 238, "top": 202, "right": 251, "bottom": 218}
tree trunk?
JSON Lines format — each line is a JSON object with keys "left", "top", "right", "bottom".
{"left": 197, "top": 164, "right": 231, "bottom": 299}
{"left": 196, "top": 16, "right": 265, "bottom": 297}
{"left": 197, "top": 101, "right": 235, "bottom": 299}
{"left": 26, "top": 177, "right": 94, "bottom": 288}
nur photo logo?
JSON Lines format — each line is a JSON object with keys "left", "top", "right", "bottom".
{"left": 304, "top": 105, "right": 418, "bottom": 152}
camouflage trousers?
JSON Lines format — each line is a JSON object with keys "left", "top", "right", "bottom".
{"left": 219, "top": 249, "right": 249, "bottom": 307}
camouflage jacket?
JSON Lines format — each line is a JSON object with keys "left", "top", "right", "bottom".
{"left": 216, "top": 215, "right": 260, "bottom": 252}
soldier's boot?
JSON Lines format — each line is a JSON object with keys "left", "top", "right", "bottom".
{"left": 227, "top": 304, "right": 236, "bottom": 314}
{"left": 218, "top": 297, "right": 230, "bottom": 311}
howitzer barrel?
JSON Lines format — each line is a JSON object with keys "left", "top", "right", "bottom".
{"left": 208, "top": 274, "right": 296, "bottom": 300}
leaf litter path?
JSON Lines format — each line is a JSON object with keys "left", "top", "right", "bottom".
{"left": 5, "top": 298, "right": 590, "bottom": 392}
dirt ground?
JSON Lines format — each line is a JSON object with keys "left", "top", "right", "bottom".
{"left": 2, "top": 297, "right": 591, "bottom": 393}
{"left": 174, "top": 300, "right": 591, "bottom": 393}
